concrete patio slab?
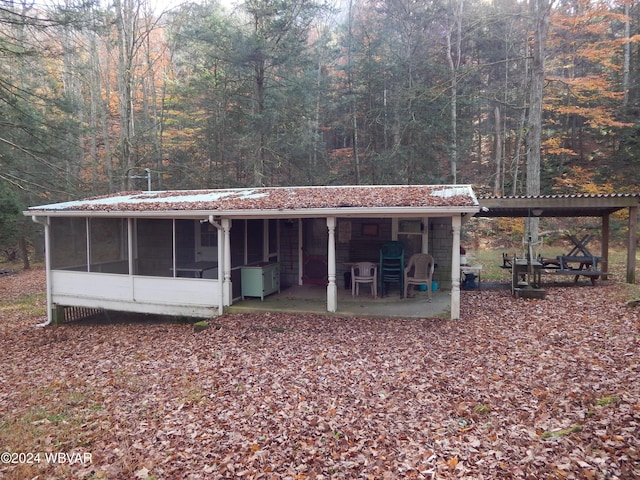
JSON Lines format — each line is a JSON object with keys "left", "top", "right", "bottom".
{"left": 226, "top": 284, "right": 451, "bottom": 319}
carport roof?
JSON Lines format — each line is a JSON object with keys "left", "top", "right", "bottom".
{"left": 477, "top": 193, "right": 640, "bottom": 218}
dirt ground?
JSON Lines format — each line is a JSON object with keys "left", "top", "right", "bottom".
{"left": 0, "top": 268, "right": 639, "bottom": 479}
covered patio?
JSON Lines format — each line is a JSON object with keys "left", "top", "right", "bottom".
{"left": 227, "top": 283, "right": 451, "bottom": 319}
{"left": 476, "top": 193, "right": 639, "bottom": 284}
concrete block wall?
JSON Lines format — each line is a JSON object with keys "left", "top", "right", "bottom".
{"left": 279, "top": 220, "right": 299, "bottom": 288}
{"left": 278, "top": 216, "right": 456, "bottom": 290}
{"left": 429, "top": 217, "right": 453, "bottom": 288}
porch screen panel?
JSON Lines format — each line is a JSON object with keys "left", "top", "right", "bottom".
{"left": 89, "top": 218, "right": 128, "bottom": 274}
{"left": 246, "top": 219, "right": 263, "bottom": 264}
{"left": 136, "top": 219, "right": 173, "bottom": 277}
{"left": 231, "top": 220, "right": 245, "bottom": 268}
{"left": 175, "top": 220, "right": 195, "bottom": 265}
{"left": 50, "top": 217, "right": 87, "bottom": 270}
{"left": 268, "top": 219, "right": 278, "bottom": 258}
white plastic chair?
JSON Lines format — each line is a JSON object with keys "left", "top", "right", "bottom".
{"left": 351, "top": 262, "right": 377, "bottom": 298}
{"left": 404, "top": 253, "right": 435, "bottom": 301}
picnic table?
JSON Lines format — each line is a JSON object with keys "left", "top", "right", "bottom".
{"left": 501, "top": 233, "right": 605, "bottom": 291}
{"left": 540, "top": 234, "right": 604, "bottom": 284}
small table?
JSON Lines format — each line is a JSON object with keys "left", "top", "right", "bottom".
{"left": 173, "top": 261, "right": 218, "bottom": 278}
{"left": 460, "top": 264, "right": 482, "bottom": 289}
{"left": 512, "top": 259, "right": 543, "bottom": 290}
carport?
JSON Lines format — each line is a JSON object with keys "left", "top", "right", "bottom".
{"left": 476, "top": 193, "right": 640, "bottom": 284}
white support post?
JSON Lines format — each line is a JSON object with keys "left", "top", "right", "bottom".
{"left": 422, "top": 216, "right": 430, "bottom": 253}
{"left": 326, "top": 216, "right": 337, "bottom": 312}
{"left": 36, "top": 216, "right": 53, "bottom": 326}
{"left": 172, "top": 219, "right": 176, "bottom": 277}
{"left": 85, "top": 218, "right": 91, "bottom": 271}
{"left": 297, "top": 219, "right": 303, "bottom": 285}
{"left": 222, "top": 218, "right": 232, "bottom": 306}
{"left": 451, "top": 215, "right": 462, "bottom": 320}
{"left": 128, "top": 218, "right": 135, "bottom": 276}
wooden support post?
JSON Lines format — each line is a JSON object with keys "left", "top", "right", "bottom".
{"left": 601, "top": 213, "right": 609, "bottom": 281}
{"left": 51, "top": 305, "right": 65, "bottom": 325}
{"left": 627, "top": 205, "right": 638, "bottom": 284}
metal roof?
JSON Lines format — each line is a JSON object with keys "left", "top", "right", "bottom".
{"left": 476, "top": 193, "right": 640, "bottom": 218}
{"left": 26, "top": 185, "right": 480, "bottom": 218}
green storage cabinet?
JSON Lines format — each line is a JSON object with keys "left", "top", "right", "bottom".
{"left": 241, "top": 263, "right": 280, "bottom": 300}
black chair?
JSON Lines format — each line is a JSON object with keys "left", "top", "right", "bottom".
{"left": 379, "top": 241, "right": 404, "bottom": 297}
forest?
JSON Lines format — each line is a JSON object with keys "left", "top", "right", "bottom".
{"left": 1, "top": 0, "right": 640, "bottom": 254}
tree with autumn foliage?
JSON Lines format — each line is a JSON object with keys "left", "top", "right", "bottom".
{"left": 2, "top": 0, "right": 640, "bottom": 208}
{"left": 543, "top": 0, "right": 637, "bottom": 180}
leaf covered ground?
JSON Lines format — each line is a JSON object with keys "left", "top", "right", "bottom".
{"left": 0, "top": 269, "right": 639, "bottom": 479}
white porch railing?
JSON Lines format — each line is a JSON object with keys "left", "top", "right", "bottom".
{"left": 51, "top": 271, "right": 221, "bottom": 318}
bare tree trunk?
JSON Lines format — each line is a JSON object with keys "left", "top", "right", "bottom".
{"left": 511, "top": 104, "right": 527, "bottom": 196}
{"left": 95, "top": 19, "right": 114, "bottom": 192}
{"left": 623, "top": 1, "right": 630, "bottom": 107}
{"left": 493, "top": 106, "right": 502, "bottom": 195}
{"left": 114, "top": 0, "right": 138, "bottom": 189}
{"left": 88, "top": 29, "right": 101, "bottom": 192}
{"left": 19, "top": 237, "right": 30, "bottom": 270}
{"left": 347, "top": 0, "right": 360, "bottom": 184}
{"left": 445, "top": 0, "right": 464, "bottom": 185}
{"left": 143, "top": 11, "right": 162, "bottom": 191}
{"left": 254, "top": 59, "right": 266, "bottom": 186}
{"left": 511, "top": 40, "right": 530, "bottom": 196}
{"left": 60, "top": 16, "right": 84, "bottom": 194}
{"left": 526, "top": 0, "right": 553, "bottom": 241}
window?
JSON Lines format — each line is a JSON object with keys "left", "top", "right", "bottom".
{"left": 200, "top": 222, "right": 217, "bottom": 247}
{"left": 397, "top": 218, "right": 424, "bottom": 259}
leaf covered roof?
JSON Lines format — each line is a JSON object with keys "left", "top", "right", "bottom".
{"left": 27, "top": 185, "right": 479, "bottom": 216}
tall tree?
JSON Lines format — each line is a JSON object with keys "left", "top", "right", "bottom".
{"left": 239, "top": 0, "right": 329, "bottom": 186}
{"left": 544, "top": 0, "right": 634, "bottom": 166}
{"left": 0, "top": 0, "right": 79, "bottom": 198}
{"left": 526, "top": 0, "right": 552, "bottom": 197}
{"left": 444, "top": 0, "right": 464, "bottom": 184}
{"left": 525, "top": 0, "right": 553, "bottom": 243}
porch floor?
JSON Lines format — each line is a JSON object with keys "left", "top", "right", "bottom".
{"left": 226, "top": 283, "right": 451, "bottom": 319}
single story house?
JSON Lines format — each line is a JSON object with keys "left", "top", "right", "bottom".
{"left": 25, "top": 185, "right": 479, "bottom": 324}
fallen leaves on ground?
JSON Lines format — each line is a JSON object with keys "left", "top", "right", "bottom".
{"left": 0, "top": 269, "right": 638, "bottom": 479}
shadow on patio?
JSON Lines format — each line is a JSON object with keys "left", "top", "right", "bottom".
{"left": 226, "top": 283, "right": 451, "bottom": 319}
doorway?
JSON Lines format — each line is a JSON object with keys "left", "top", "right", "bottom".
{"left": 302, "top": 218, "right": 328, "bottom": 285}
